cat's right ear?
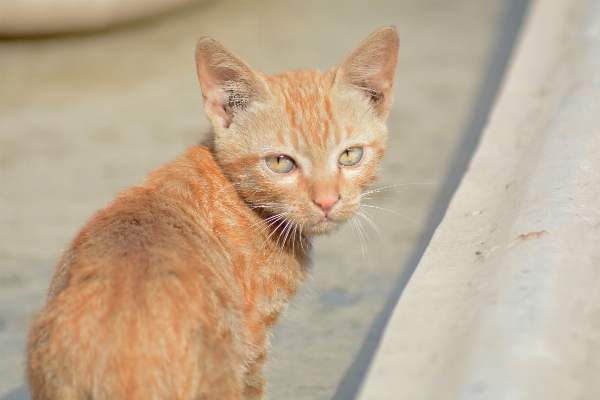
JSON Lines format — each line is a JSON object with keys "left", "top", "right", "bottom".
{"left": 195, "top": 38, "right": 270, "bottom": 129}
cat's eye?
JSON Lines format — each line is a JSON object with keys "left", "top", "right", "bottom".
{"left": 339, "top": 147, "right": 363, "bottom": 166}
{"left": 265, "top": 155, "right": 295, "bottom": 174}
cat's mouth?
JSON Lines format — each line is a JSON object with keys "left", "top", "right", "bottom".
{"left": 305, "top": 200, "right": 360, "bottom": 234}
{"left": 306, "top": 215, "right": 343, "bottom": 235}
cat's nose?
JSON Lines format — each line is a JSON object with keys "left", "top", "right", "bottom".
{"left": 313, "top": 194, "right": 340, "bottom": 214}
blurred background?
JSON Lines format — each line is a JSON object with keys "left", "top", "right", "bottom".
{"left": 0, "top": 1, "right": 511, "bottom": 398}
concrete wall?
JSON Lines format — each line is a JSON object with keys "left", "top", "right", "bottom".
{"left": 358, "top": 0, "right": 600, "bottom": 398}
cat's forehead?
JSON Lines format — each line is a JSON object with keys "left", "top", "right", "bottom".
{"left": 262, "top": 70, "right": 364, "bottom": 153}
{"left": 264, "top": 70, "right": 334, "bottom": 110}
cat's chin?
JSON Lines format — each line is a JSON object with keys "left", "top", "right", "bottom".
{"left": 305, "top": 219, "right": 342, "bottom": 236}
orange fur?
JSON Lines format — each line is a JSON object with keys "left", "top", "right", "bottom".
{"left": 27, "top": 27, "right": 399, "bottom": 399}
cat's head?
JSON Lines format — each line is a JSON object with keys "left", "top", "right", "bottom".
{"left": 195, "top": 27, "right": 399, "bottom": 236}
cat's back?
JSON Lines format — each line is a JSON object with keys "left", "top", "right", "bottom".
{"left": 48, "top": 145, "right": 243, "bottom": 298}
{"left": 27, "top": 145, "right": 250, "bottom": 399}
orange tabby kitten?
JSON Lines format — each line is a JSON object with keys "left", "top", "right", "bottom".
{"left": 26, "top": 27, "right": 399, "bottom": 399}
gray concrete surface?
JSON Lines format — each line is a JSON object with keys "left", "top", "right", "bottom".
{"left": 359, "top": 0, "right": 600, "bottom": 399}
{"left": 0, "top": 1, "right": 504, "bottom": 398}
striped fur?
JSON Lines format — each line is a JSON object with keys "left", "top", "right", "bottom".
{"left": 27, "top": 27, "right": 399, "bottom": 399}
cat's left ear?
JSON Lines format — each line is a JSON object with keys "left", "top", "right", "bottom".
{"left": 334, "top": 26, "right": 400, "bottom": 119}
{"left": 196, "top": 37, "right": 271, "bottom": 129}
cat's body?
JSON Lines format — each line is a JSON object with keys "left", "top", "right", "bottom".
{"left": 28, "top": 145, "right": 306, "bottom": 399}
{"left": 27, "top": 27, "right": 399, "bottom": 399}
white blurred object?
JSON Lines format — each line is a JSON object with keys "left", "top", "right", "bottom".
{"left": 0, "top": 0, "right": 204, "bottom": 36}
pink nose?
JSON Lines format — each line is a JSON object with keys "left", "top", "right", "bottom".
{"left": 313, "top": 195, "right": 340, "bottom": 214}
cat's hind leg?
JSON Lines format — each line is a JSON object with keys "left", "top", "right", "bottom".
{"left": 27, "top": 274, "right": 246, "bottom": 400}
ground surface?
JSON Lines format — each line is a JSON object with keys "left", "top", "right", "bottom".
{"left": 0, "top": 1, "right": 503, "bottom": 398}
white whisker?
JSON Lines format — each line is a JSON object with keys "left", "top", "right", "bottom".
{"left": 267, "top": 217, "right": 289, "bottom": 244}
{"left": 253, "top": 212, "right": 289, "bottom": 237}
{"left": 290, "top": 222, "right": 298, "bottom": 255}
{"left": 279, "top": 220, "right": 294, "bottom": 249}
{"left": 255, "top": 213, "right": 289, "bottom": 253}
{"left": 241, "top": 212, "right": 283, "bottom": 235}
{"left": 351, "top": 217, "right": 367, "bottom": 259}
{"left": 361, "top": 204, "right": 425, "bottom": 228}
{"left": 361, "top": 196, "right": 404, "bottom": 202}
{"left": 298, "top": 219, "right": 306, "bottom": 253}
{"left": 359, "top": 182, "right": 437, "bottom": 198}
{"left": 357, "top": 210, "right": 385, "bottom": 241}
{"left": 355, "top": 216, "right": 370, "bottom": 246}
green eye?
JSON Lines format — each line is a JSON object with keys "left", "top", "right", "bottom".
{"left": 339, "top": 147, "right": 363, "bottom": 166}
{"left": 265, "top": 155, "right": 295, "bottom": 173}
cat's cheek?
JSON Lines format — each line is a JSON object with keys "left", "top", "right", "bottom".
{"left": 344, "top": 150, "right": 383, "bottom": 190}
{"left": 334, "top": 201, "right": 361, "bottom": 221}
{"left": 261, "top": 171, "right": 300, "bottom": 190}
{"left": 341, "top": 167, "right": 375, "bottom": 193}
{"left": 260, "top": 159, "right": 310, "bottom": 199}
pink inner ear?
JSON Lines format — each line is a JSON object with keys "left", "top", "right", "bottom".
{"left": 198, "top": 65, "right": 236, "bottom": 128}
{"left": 207, "top": 96, "right": 232, "bottom": 128}
{"left": 373, "top": 52, "right": 399, "bottom": 90}
{"left": 367, "top": 69, "right": 394, "bottom": 116}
